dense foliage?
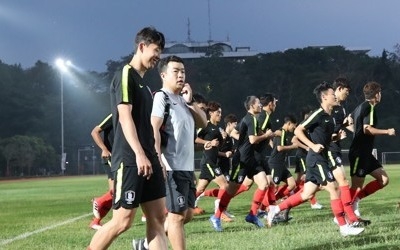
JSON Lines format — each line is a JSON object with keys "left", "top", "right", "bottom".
{"left": 0, "top": 46, "right": 399, "bottom": 177}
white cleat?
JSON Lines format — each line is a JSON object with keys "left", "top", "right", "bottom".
{"left": 340, "top": 224, "right": 364, "bottom": 237}
{"left": 311, "top": 202, "right": 323, "bottom": 209}
{"left": 266, "top": 205, "right": 279, "bottom": 227}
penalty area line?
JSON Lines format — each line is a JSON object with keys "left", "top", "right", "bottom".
{"left": 0, "top": 213, "right": 92, "bottom": 246}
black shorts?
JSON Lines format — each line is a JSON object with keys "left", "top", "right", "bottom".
{"left": 305, "top": 160, "right": 335, "bottom": 186}
{"left": 199, "top": 161, "right": 224, "bottom": 181}
{"left": 270, "top": 165, "right": 293, "bottom": 185}
{"left": 103, "top": 158, "right": 114, "bottom": 180}
{"left": 294, "top": 156, "right": 306, "bottom": 174}
{"left": 230, "top": 153, "right": 264, "bottom": 184}
{"left": 218, "top": 157, "right": 231, "bottom": 181}
{"left": 255, "top": 152, "right": 271, "bottom": 175}
{"left": 165, "top": 171, "right": 196, "bottom": 213}
{"left": 349, "top": 152, "right": 382, "bottom": 177}
{"left": 113, "top": 161, "right": 166, "bottom": 209}
{"left": 328, "top": 150, "right": 343, "bottom": 169}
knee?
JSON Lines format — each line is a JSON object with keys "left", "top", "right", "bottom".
{"left": 381, "top": 177, "right": 389, "bottom": 187}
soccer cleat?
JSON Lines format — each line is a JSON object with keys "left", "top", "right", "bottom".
{"left": 209, "top": 215, "right": 222, "bottom": 232}
{"left": 339, "top": 224, "right": 365, "bottom": 237}
{"left": 266, "top": 205, "right": 279, "bottom": 227}
{"left": 223, "top": 210, "right": 235, "bottom": 218}
{"left": 193, "top": 206, "right": 205, "bottom": 215}
{"left": 352, "top": 218, "right": 371, "bottom": 227}
{"left": 132, "top": 238, "right": 147, "bottom": 250}
{"left": 274, "top": 208, "right": 291, "bottom": 223}
{"left": 89, "top": 218, "right": 102, "bottom": 230}
{"left": 221, "top": 212, "right": 234, "bottom": 222}
{"left": 92, "top": 198, "right": 101, "bottom": 219}
{"left": 245, "top": 214, "right": 264, "bottom": 228}
{"left": 311, "top": 202, "right": 323, "bottom": 209}
{"left": 352, "top": 198, "right": 360, "bottom": 217}
{"left": 256, "top": 210, "right": 268, "bottom": 218}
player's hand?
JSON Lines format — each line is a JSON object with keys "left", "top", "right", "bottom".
{"left": 311, "top": 144, "right": 324, "bottom": 153}
{"left": 136, "top": 153, "right": 153, "bottom": 180}
{"left": 338, "top": 129, "right": 347, "bottom": 140}
{"left": 101, "top": 149, "right": 111, "bottom": 159}
{"left": 225, "top": 151, "right": 232, "bottom": 158}
{"left": 210, "top": 138, "right": 219, "bottom": 147}
{"left": 387, "top": 128, "right": 396, "bottom": 136}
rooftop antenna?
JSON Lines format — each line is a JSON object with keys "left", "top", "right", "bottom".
{"left": 207, "top": 0, "right": 212, "bottom": 42}
{"left": 187, "top": 18, "right": 192, "bottom": 42}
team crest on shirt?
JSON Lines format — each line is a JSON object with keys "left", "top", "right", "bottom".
{"left": 177, "top": 196, "right": 185, "bottom": 207}
{"left": 335, "top": 156, "right": 342, "bottom": 165}
{"left": 357, "top": 169, "right": 365, "bottom": 176}
{"left": 215, "top": 167, "right": 221, "bottom": 175}
{"left": 274, "top": 177, "right": 280, "bottom": 183}
{"left": 125, "top": 190, "right": 136, "bottom": 204}
{"left": 238, "top": 175, "right": 244, "bottom": 183}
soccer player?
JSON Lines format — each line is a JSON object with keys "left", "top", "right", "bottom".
{"left": 268, "top": 115, "right": 298, "bottom": 201}
{"left": 235, "top": 93, "right": 276, "bottom": 216}
{"left": 89, "top": 114, "right": 114, "bottom": 230}
{"left": 209, "top": 96, "right": 270, "bottom": 231}
{"left": 87, "top": 27, "right": 168, "bottom": 250}
{"left": 292, "top": 107, "right": 323, "bottom": 209}
{"left": 349, "top": 81, "right": 396, "bottom": 216}
{"left": 329, "top": 77, "right": 369, "bottom": 226}
{"left": 194, "top": 101, "right": 232, "bottom": 222}
{"left": 267, "top": 82, "right": 365, "bottom": 236}
{"left": 150, "top": 55, "right": 207, "bottom": 250}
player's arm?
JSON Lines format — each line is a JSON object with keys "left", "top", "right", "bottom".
{"left": 291, "top": 135, "right": 309, "bottom": 151}
{"left": 294, "top": 124, "right": 324, "bottom": 153}
{"left": 364, "top": 125, "right": 395, "bottom": 136}
{"left": 91, "top": 126, "right": 111, "bottom": 158}
{"left": 118, "top": 104, "right": 152, "bottom": 177}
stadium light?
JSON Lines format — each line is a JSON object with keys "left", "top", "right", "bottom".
{"left": 55, "top": 58, "right": 72, "bottom": 175}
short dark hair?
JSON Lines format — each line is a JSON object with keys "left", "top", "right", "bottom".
{"left": 313, "top": 82, "right": 333, "bottom": 103}
{"left": 300, "top": 106, "right": 314, "bottom": 120}
{"left": 206, "top": 101, "right": 221, "bottom": 113}
{"left": 244, "top": 96, "right": 258, "bottom": 110}
{"left": 224, "top": 113, "right": 237, "bottom": 125}
{"left": 260, "top": 93, "right": 277, "bottom": 106}
{"left": 135, "top": 26, "right": 165, "bottom": 51}
{"left": 333, "top": 77, "right": 350, "bottom": 91}
{"left": 192, "top": 93, "right": 207, "bottom": 105}
{"left": 283, "top": 114, "right": 297, "bottom": 124}
{"left": 363, "top": 81, "right": 381, "bottom": 99}
{"left": 157, "top": 55, "right": 184, "bottom": 74}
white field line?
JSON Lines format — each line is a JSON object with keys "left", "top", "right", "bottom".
{"left": 0, "top": 213, "right": 92, "bottom": 246}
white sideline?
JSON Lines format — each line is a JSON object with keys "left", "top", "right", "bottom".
{"left": 0, "top": 213, "right": 92, "bottom": 246}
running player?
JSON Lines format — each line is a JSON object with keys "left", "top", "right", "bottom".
{"left": 349, "top": 81, "right": 396, "bottom": 216}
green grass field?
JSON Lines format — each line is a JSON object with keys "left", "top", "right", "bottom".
{"left": 1, "top": 165, "right": 399, "bottom": 250}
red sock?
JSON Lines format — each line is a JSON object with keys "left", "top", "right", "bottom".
{"left": 250, "top": 189, "right": 266, "bottom": 215}
{"left": 95, "top": 191, "right": 113, "bottom": 218}
{"left": 340, "top": 185, "right": 358, "bottom": 222}
{"left": 357, "top": 180, "right": 382, "bottom": 200}
{"left": 275, "top": 184, "right": 288, "bottom": 200}
{"left": 215, "top": 190, "right": 233, "bottom": 218}
{"left": 331, "top": 198, "right": 346, "bottom": 226}
{"left": 267, "top": 186, "right": 276, "bottom": 205}
{"left": 97, "top": 190, "right": 113, "bottom": 204}
{"left": 204, "top": 188, "right": 219, "bottom": 197}
{"left": 278, "top": 191, "right": 303, "bottom": 211}
{"left": 234, "top": 184, "right": 250, "bottom": 196}
{"left": 310, "top": 194, "right": 319, "bottom": 205}
{"left": 261, "top": 189, "right": 270, "bottom": 209}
